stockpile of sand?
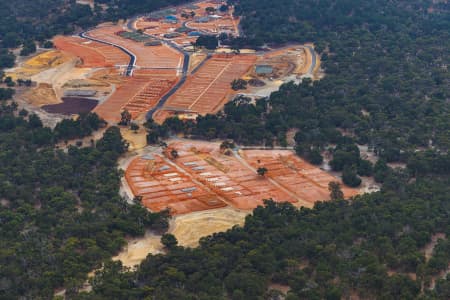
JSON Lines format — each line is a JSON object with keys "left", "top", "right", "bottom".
{"left": 6, "top": 50, "right": 74, "bottom": 80}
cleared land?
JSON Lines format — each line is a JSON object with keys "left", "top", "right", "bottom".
{"left": 170, "top": 207, "right": 247, "bottom": 247}
{"left": 113, "top": 207, "right": 247, "bottom": 267}
{"left": 125, "top": 141, "right": 358, "bottom": 215}
{"left": 93, "top": 70, "right": 178, "bottom": 122}
{"left": 112, "top": 231, "right": 164, "bottom": 268}
{"left": 5, "top": 50, "right": 74, "bottom": 80}
{"left": 242, "top": 150, "right": 359, "bottom": 203}
{"left": 154, "top": 54, "right": 256, "bottom": 122}
{"left": 53, "top": 36, "right": 130, "bottom": 68}
{"left": 86, "top": 25, "right": 183, "bottom": 69}
{"left": 167, "top": 141, "right": 299, "bottom": 210}
{"left": 12, "top": 2, "right": 317, "bottom": 127}
{"left": 125, "top": 153, "right": 227, "bottom": 215}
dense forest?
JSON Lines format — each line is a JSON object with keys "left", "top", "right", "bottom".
{"left": 0, "top": 103, "right": 170, "bottom": 298}
{"left": 0, "top": 0, "right": 449, "bottom": 298}
{"left": 81, "top": 176, "right": 450, "bottom": 299}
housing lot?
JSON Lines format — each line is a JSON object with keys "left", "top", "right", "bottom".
{"left": 153, "top": 54, "right": 256, "bottom": 122}
{"left": 125, "top": 141, "right": 359, "bottom": 215}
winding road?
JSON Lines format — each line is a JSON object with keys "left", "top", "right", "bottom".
{"left": 79, "top": 18, "right": 191, "bottom": 120}
{"left": 304, "top": 45, "right": 317, "bottom": 76}
{"left": 79, "top": 31, "right": 137, "bottom": 76}
{"left": 78, "top": 4, "right": 318, "bottom": 121}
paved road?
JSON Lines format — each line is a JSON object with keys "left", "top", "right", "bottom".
{"left": 304, "top": 45, "right": 317, "bottom": 76}
{"left": 79, "top": 31, "right": 137, "bottom": 76}
{"left": 125, "top": 17, "right": 191, "bottom": 120}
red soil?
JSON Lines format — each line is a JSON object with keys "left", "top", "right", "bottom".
{"left": 125, "top": 154, "right": 226, "bottom": 215}
{"left": 159, "top": 54, "right": 256, "bottom": 117}
{"left": 53, "top": 36, "right": 129, "bottom": 68}
{"left": 125, "top": 141, "right": 360, "bottom": 215}
{"left": 94, "top": 70, "right": 178, "bottom": 123}
{"left": 166, "top": 141, "right": 299, "bottom": 210}
{"left": 242, "top": 150, "right": 359, "bottom": 203}
{"left": 86, "top": 25, "right": 183, "bottom": 69}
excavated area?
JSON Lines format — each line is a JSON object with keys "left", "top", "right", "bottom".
{"left": 153, "top": 54, "right": 256, "bottom": 123}
{"left": 125, "top": 141, "right": 359, "bottom": 215}
{"left": 86, "top": 25, "right": 183, "bottom": 69}
{"left": 93, "top": 70, "right": 178, "bottom": 123}
{"left": 53, "top": 36, "right": 129, "bottom": 68}
{"left": 241, "top": 150, "right": 359, "bottom": 204}
{"left": 125, "top": 153, "right": 227, "bottom": 215}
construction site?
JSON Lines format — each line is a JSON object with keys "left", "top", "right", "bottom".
{"left": 7, "top": 0, "right": 319, "bottom": 125}
{"left": 117, "top": 139, "right": 360, "bottom": 264}
{"left": 0, "top": 0, "right": 389, "bottom": 285}
{"left": 134, "top": 0, "right": 240, "bottom": 49}
{"left": 152, "top": 54, "right": 257, "bottom": 123}
{"left": 125, "top": 140, "right": 359, "bottom": 215}
{"left": 6, "top": 0, "right": 324, "bottom": 263}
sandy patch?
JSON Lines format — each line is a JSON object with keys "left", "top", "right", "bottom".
{"left": 112, "top": 231, "right": 164, "bottom": 268}
{"left": 121, "top": 127, "right": 148, "bottom": 151}
{"left": 170, "top": 207, "right": 248, "bottom": 247}
{"left": 112, "top": 208, "right": 248, "bottom": 267}
{"left": 23, "top": 83, "right": 60, "bottom": 106}
{"left": 5, "top": 50, "right": 74, "bottom": 80}
{"left": 30, "top": 58, "right": 92, "bottom": 99}
{"left": 188, "top": 52, "right": 208, "bottom": 73}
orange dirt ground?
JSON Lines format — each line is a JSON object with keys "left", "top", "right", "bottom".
{"left": 154, "top": 54, "right": 256, "bottom": 122}
{"left": 53, "top": 36, "right": 129, "bottom": 68}
{"left": 167, "top": 141, "right": 298, "bottom": 210}
{"left": 125, "top": 141, "right": 360, "bottom": 215}
{"left": 86, "top": 25, "right": 183, "bottom": 69}
{"left": 94, "top": 70, "right": 178, "bottom": 122}
{"left": 241, "top": 150, "right": 359, "bottom": 203}
{"left": 125, "top": 153, "right": 227, "bottom": 215}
